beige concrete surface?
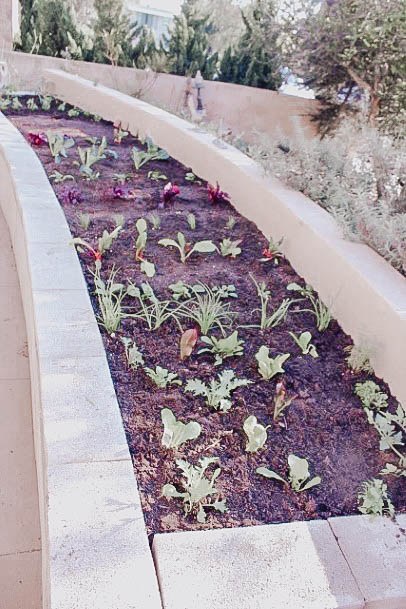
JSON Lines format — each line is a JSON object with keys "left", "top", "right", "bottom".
{"left": 153, "top": 521, "right": 364, "bottom": 609}
{"left": 4, "top": 50, "right": 319, "bottom": 141}
{"left": 0, "top": 111, "right": 163, "bottom": 609}
{"left": 0, "top": 207, "right": 42, "bottom": 609}
{"left": 329, "top": 515, "right": 406, "bottom": 609}
{"left": 43, "top": 69, "right": 406, "bottom": 409}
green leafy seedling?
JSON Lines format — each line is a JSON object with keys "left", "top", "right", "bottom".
{"left": 47, "top": 131, "right": 75, "bottom": 164}
{"left": 198, "top": 330, "right": 244, "bottom": 366}
{"left": 158, "top": 232, "right": 217, "bottom": 263}
{"left": 257, "top": 454, "right": 321, "bottom": 492}
{"left": 185, "top": 369, "right": 252, "bottom": 413}
{"left": 289, "top": 331, "right": 318, "bottom": 358}
{"left": 255, "top": 346, "right": 290, "bottom": 380}
{"left": 121, "top": 337, "right": 144, "bottom": 370}
{"left": 144, "top": 366, "right": 182, "bottom": 389}
{"left": 243, "top": 415, "right": 270, "bottom": 453}
{"left": 358, "top": 478, "right": 394, "bottom": 517}
{"left": 162, "top": 457, "right": 227, "bottom": 522}
{"left": 219, "top": 238, "right": 242, "bottom": 258}
{"left": 161, "top": 408, "right": 201, "bottom": 449}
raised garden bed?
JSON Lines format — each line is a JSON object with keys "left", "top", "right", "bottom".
{"left": 4, "top": 97, "right": 405, "bottom": 538}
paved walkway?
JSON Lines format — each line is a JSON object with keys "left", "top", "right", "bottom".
{"left": 0, "top": 208, "right": 42, "bottom": 608}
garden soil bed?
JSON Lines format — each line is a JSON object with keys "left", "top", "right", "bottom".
{"left": 5, "top": 100, "right": 405, "bottom": 537}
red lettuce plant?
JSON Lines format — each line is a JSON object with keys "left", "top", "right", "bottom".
{"left": 162, "top": 182, "right": 180, "bottom": 206}
{"left": 61, "top": 187, "right": 83, "bottom": 205}
{"left": 207, "top": 182, "right": 230, "bottom": 204}
{"left": 27, "top": 132, "right": 47, "bottom": 146}
{"left": 112, "top": 185, "right": 136, "bottom": 200}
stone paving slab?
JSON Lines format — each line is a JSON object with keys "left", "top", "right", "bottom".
{"left": 153, "top": 520, "right": 364, "bottom": 609}
{"left": 329, "top": 515, "right": 406, "bottom": 609}
{"left": 48, "top": 460, "right": 162, "bottom": 609}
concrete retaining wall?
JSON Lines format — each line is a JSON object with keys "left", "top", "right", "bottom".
{"left": 0, "top": 111, "right": 162, "bottom": 609}
{"left": 3, "top": 50, "right": 319, "bottom": 141}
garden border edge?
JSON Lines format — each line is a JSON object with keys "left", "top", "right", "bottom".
{"left": 0, "top": 112, "right": 162, "bottom": 609}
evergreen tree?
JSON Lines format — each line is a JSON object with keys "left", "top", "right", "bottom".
{"left": 91, "top": 0, "right": 135, "bottom": 66}
{"left": 130, "top": 25, "right": 164, "bottom": 71}
{"left": 15, "top": 0, "right": 84, "bottom": 58}
{"left": 164, "top": 0, "right": 218, "bottom": 79}
{"left": 218, "top": 0, "right": 282, "bottom": 90}
{"left": 15, "top": 0, "right": 42, "bottom": 53}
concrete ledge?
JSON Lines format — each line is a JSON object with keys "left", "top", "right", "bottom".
{"left": 152, "top": 521, "right": 364, "bottom": 609}
{"left": 0, "top": 113, "right": 162, "bottom": 609}
{"left": 329, "top": 515, "right": 406, "bottom": 609}
{"left": 42, "top": 69, "right": 406, "bottom": 406}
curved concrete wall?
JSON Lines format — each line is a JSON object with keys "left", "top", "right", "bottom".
{"left": 43, "top": 68, "right": 406, "bottom": 407}
{"left": 0, "top": 112, "right": 162, "bottom": 609}
{"left": 4, "top": 50, "right": 319, "bottom": 141}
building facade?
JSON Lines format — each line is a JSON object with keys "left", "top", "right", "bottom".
{"left": 125, "top": 1, "right": 181, "bottom": 41}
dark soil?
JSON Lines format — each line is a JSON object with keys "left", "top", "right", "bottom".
{"left": 6, "top": 99, "right": 405, "bottom": 536}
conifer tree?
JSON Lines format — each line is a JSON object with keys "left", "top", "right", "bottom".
{"left": 15, "top": 0, "right": 84, "bottom": 58}
{"left": 91, "top": 0, "right": 135, "bottom": 66}
{"left": 219, "top": 0, "right": 282, "bottom": 90}
{"left": 164, "top": 0, "right": 218, "bottom": 79}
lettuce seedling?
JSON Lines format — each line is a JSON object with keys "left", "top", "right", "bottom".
{"left": 147, "top": 213, "right": 161, "bottom": 230}
{"left": 113, "top": 172, "right": 132, "bottom": 184}
{"left": 26, "top": 98, "right": 38, "bottom": 111}
{"left": 198, "top": 330, "right": 244, "bottom": 366}
{"left": 185, "top": 369, "right": 252, "bottom": 413}
{"left": 187, "top": 213, "right": 196, "bottom": 230}
{"left": 158, "top": 232, "right": 217, "bottom": 264}
{"left": 11, "top": 97, "right": 23, "bottom": 111}
{"left": 49, "top": 170, "right": 74, "bottom": 184}
{"left": 0, "top": 97, "right": 10, "bottom": 111}
{"left": 257, "top": 454, "right": 321, "bottom": 492}
{"left": 148, "top": 170, "right": 168, "bottom": 181}
{"left": 67, "top": 107, "right": 80, "bottom": 117}
{"left": 77, "top": 212, "right": 91, "bottom": 231}
{"left": 162, "top": 457, "right": 227, "bottom": 522}
{"left": 185, "top": 172, "right": 201, "bottom": 184}
{"left": 219, "top": 238, "right": 242, "bottom": 258}
{"left": 288, "top": 331, "right": 318, "bottom": 358}
{"left": 121, "top": 337, "right": 144, "bottom": 370}
{"left": 358, "top": 478, "right": 394, "bottom": 517}
{"left": 131, "top": 138, "right": 169, "bottom": 170}
{"left": 243, "top": 415, "right": 270, "bottom": 453}
{"left": 39, "top": 95, "right": 53, "bottom": 111}
{"left": 255, "top": 346, "right": 290, "bottom": 381}
{"left": 47, "top": 131, "right": 75, "bottom": 164}
{"left": 144, "top": 366, "right": 182, "bottom": 389}
{"left": 161, "top": 408, "right": 201, "bottom": 449}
